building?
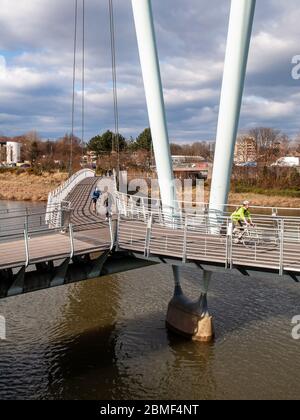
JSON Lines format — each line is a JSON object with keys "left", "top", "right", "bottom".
{"left": 271, "top": 156, "right": 300, "bottom": 168}
{"left": 0, "top": 140, "right": 21, "bottom": 165}
{"left": 171, "top": 156, "right": 211, "bottom": 180}
{"left": 234, "top": 136, "right": 257, "bottom": 164}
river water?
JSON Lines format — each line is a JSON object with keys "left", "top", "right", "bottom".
{"left": 0, "top": 200, "right": 300, "bottom": 400}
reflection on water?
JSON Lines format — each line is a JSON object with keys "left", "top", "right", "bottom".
{"left": 0, "top": 201, "right": 300, "bottom": 400}
{"left": 0, "top": 200, "right": 44, "bottom": 213}
{"left": 0, "top": 265, "right": 299, "bottom": 400}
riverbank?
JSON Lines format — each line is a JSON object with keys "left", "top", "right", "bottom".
{"left": 201, "top": 190, "right": 300, "bottom": 208}
{"left": 1, "top": 171, "right": 300, "bottom": 208}
{"left": 0, "top": 172, "right": 68, "bottom": 201}
{"left": 228, "top": 192, "right": 300, "bottom": 208}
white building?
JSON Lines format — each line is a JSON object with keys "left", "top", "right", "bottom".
{"left": 272, "top": 157, "right": 300, "bottom": 167}
{"left": 0, "top": 140, "right": 21, "bottom": 165}
{"left": 234, "top": 136, "right": 257, "bottom": 164}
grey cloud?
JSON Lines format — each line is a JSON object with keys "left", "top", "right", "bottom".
{"left": 0, "top": 0, "right": 299, "bottom": 142}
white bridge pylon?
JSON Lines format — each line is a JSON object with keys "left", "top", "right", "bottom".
{"left": 131, "top": 0, "right": 177, "bottom": 214}
{"left": 210, "top": 0, "right": 256, "bottom": 214}
{"left": 132, "top": 0, "right": 256, "bottom": 216}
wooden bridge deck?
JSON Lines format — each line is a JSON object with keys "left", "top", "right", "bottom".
{"left": 0, "top": 177, "right": 112, "bottom": 270}
{"left": 1, "top": 175, "right": 300, "bottom": 278}
{"left": 0, "top": 228, "right": 111, "bottom": 270}
{"left": 117, "top": 217, "right": 300, "bottom": 275}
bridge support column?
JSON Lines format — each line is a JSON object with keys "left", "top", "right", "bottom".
{"left": 166, "top": 267, "right": 214, "bottom": 342}
{"left": 131, "top": 0, "right": 176, "bottom": 213}
{"left": 209, "top": 0, "right": 256, "bottom": 214}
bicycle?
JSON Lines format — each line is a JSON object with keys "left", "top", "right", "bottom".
{"left": 232, "top": 223, "right": 260, "bottom": 249}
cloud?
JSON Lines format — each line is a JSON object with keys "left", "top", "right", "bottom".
{"left": 0, "top": 0, "right": 299, "bottom": 142}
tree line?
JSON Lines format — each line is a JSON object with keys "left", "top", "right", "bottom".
{"left": 1, "top": 126, "right": 300, "bottom": 173}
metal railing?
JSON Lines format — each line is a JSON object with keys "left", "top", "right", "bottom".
{"left": 0, "top": 207, "right": 114, "bottom": 270}
{"left": 0, "top": 204, "right": 72, "bottom": 239}
{"left": 116, "top": 191, "right": 300, "bottom": 219}
{"left": 46, "top": 169, "right": 95, "bottom": 228}
{"left": 116, "top": 193, "right": 300, "bottom": 276}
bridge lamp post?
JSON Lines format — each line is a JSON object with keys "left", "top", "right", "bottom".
{"left": 209, "top": 0, "right": 256, "bottom": 214}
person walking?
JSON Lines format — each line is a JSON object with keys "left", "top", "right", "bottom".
{"left": 101, "top": 186, "right": 114, "bottom": 221}
{"left": 91, "top": 187, "right": 101, "bottom": 214}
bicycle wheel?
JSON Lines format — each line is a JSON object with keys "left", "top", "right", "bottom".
{"left": 242, "top": 229, "right": 259, "bottom": 249}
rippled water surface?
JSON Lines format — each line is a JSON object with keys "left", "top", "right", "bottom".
{"left": 0, "top": 201, "right": 300, "bottom": 400}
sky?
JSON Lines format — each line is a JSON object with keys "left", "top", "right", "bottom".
{"left": 0, "top": 0, "right": 299, "bottom": 143}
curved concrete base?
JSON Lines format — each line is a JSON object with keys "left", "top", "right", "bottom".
{"left": 166, "top": 298, "right": 214, "bottom": 343}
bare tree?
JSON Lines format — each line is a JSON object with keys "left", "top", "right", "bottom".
{"left": 248, "top": 127, "right": 290, "bottom": 163}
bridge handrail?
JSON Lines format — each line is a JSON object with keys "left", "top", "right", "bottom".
{"left": 46, "top": 169, "right": 95, "bottom": 227}
{"left": 116, "top": 191, "right": 300, "bottom": 218}
{"left": 115, "top": 192, "right": 300, "bottom": 276}
{"left": 0, "top": 216, "right": 113, "bottom": 270}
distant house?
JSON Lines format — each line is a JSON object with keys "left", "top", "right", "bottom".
{"left": 234, "top": 136, "right": 257, "bottom": 164}
{"left": 271, "top": 156, "right": 300, "bottom": 168}
{"left": 0, "top": 139, "right": 21, "bottom": 165}
{"left": 171, "top": 156, "right": 211, "bottom": 180}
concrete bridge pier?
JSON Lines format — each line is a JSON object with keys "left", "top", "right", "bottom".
{"left": 166, "top": 267, "right": 214, "bottom": 343}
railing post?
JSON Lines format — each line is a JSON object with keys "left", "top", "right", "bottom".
{"left": 182, "top": 215, "right": 188, "bottom": 264}
{"left": 60, "top": 203, "right": 63, "bottom": 229}
{"left": 69, "top": 223, "right": 75, "bottom": 259}
{"left": 131, "top": 199, "right": 134, "bottom": 219}
{"left": 25, "top": 208, "right": 29, "bottom": 232}
{"left": 142, "top": 198, "right": 146, "bottom": 221}
{"left": 225, "top": 219, "right": 229, "bottom": 269}
{"left": 227, "top": 218, "right": 234, "bottom": 269}
{"left": 24, "top": 220, "right": 30, "bottom": 268}
{"left": 115, "top": 212, "right": 121, "bottom": 251}
{"left": 109, "top": 217, "right": 115, "bottom": 251}
{"left": 144, "top": 212, "right": 153, "bottom": 257}
{"left": 279, "top": 219, "right": 284, "bottom": 276}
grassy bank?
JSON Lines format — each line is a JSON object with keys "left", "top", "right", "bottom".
{"left": 232, "top": 186, "right": 300, "bottom": 198}
{"left": 203, "top": 190, "right": 300, "bottom": 208}
{"left": 1, "top": 170, "right": 300, "bottom": 208}
{"left": 0, "top": 171, "right": 68, "bottom": 202}
{"left": 228, "top": 192, "right": 300, "bottom": 208}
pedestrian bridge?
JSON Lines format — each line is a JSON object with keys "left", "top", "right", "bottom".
{"left": 116, "top": 193, "right": 300, "bottom": 277}
{"left": 0, "top": 173, "right": 300, "bottom": 299}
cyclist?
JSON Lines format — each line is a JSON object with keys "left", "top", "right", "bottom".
{"left": 231, "top": 201, "right": 254, "bottom": 242}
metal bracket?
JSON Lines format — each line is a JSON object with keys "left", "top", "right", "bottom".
{"left": 50, "top": 258, "right": 70, "bottom": 287}
{"left": 0, "top": 269, "right": 13, "bottom": 298}
{"left": 36, "top": 262, "right": 51, "bottom": 273}
{"left": 7, "top": 266, "right": 26, "bottom": 297}
{"left": 88, "top": 250, "right": 110, "bottom": 279}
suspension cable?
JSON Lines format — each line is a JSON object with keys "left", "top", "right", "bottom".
{"left": 70, "top": 0, "right": 78, "bottom": 176}
{"left": 81, "top": 0, "right": 85, "bottom": 160}
{"left": 108, "top": 0, "right": 120, "bottom": 175}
